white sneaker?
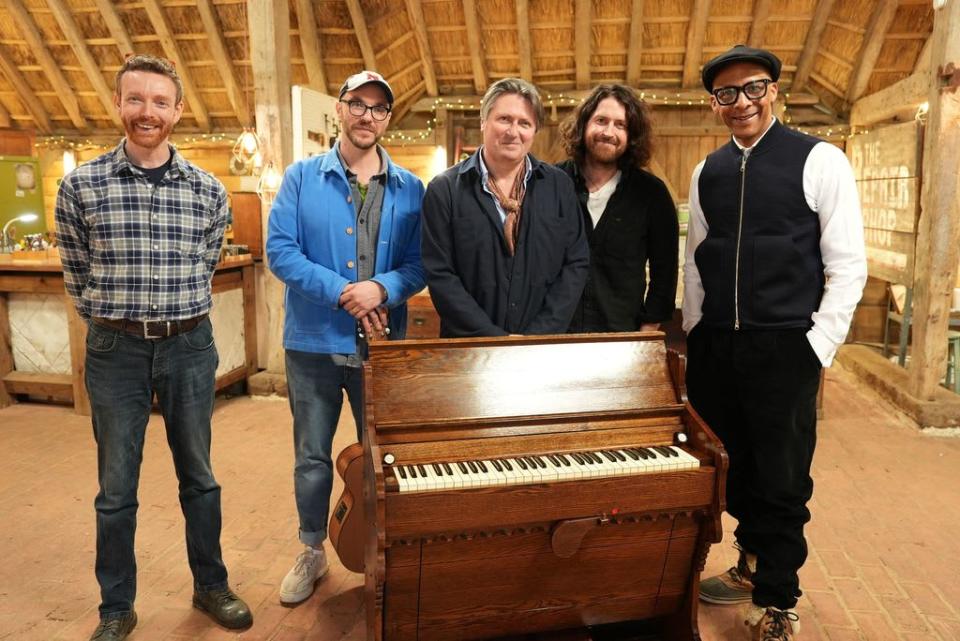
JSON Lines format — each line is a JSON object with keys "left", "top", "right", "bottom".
{"left": 279, "top": 546, "right": 329, "bottom": 604}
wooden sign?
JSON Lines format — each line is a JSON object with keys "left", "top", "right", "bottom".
{"left": 847, "top": 121, "right": 923, "bottom": 284}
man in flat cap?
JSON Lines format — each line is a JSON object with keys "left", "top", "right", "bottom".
{"left": 682, "top": 45, "right": 867, "bottom": 640}
{"left": 267, "top": 70, "right": 426, "bottom": 604}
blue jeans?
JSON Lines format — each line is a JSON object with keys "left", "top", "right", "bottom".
{"left": 85, "top": 318, "right": 228, "bottom": 618}
{"left": 285, "top": 350, "right": 364, "bottom": 546}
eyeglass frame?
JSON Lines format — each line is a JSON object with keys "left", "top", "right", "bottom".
{"left": 339, "top": 99, "right": 392, "bottom": 121}
{"left": 711, "top": 78, "right": 774, "bottom": 106}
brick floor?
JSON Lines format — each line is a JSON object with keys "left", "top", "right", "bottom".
{"left": 0, "top": 365, "right": 958, "bottom": 641}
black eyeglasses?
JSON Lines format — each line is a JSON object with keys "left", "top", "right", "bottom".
{"left": 339, "top": 99, "right": 391, "bottom": 121}
{"left": 712, "top": 79, "right": 773, "bottom": 106}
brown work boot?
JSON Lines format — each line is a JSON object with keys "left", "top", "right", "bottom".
{"left": 745, "top": 605, "right": 800, "bottom": 640}
{"left": 699, "top": 548, "right": 756, "bottom": 604}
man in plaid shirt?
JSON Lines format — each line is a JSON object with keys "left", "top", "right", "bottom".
{"left": 55, "top": 54, "right": 252, "bottom": 641}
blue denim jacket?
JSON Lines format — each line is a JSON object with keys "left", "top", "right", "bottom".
{"left": 266, "top": 144, "right": 426, "bottom": 354}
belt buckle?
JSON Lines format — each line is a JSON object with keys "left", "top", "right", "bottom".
{"left": 143, "top": 320, "right": 169, "bottom": 339}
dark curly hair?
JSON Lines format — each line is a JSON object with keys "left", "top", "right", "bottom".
{"left": 560, "top": 84, "right": 654, "bottom": 171}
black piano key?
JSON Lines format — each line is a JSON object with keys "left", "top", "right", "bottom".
{"left": 601, "top": 450, "right": 617, "bottom": 462}
{"left": 558, "top": 453, "right": 572, "bottom": 466}
{"left": 417, "top": 464, "right": 428, "bottom": 476}
{"left": 654, "top": 446, "right": 671, "bottom": 457}
{"left": 410, "top": 465, "right": 418, "bottom": 478}
{"left": 612, "top": 450, "right": 626, "bottom": 461}
{"left": 571, "top": 452, "right": 585, "bottom": 464}
{"left": 623, "top": 449, "right": 640, "bottom": 460}
{"left": 457, "top": 461, "right": 468, "bottom": 473}
{"left": 467, "top": 460, "right": 478, "bottom": 473}
{"left": 547, "top": 454, "right": 560, "bottom": 467}
{"left": 517, "top": 458, "right": 528, "bottom": 470}
{"left": 534, "top": 456, "right": 547, "bottom": 468}
{"left": 398, "top": 465, "right": 407, "bottom": 479}
{"left": 588, "top": 452, "right": 604, "bottom": 464}
{"left": 583, "top": 452, "right": 596, "bottom": 464}
{"left": 492, "top": 459, "right": 503, "bottom": 472}
{"left": 443, "top": 462, "right": 453, "bottom": 475}
{"left": 433, "top": 463, "right": 442, "bottom": 475}
{"left": 641, "top": 447, "right": 658, "bottom": 459}
{"left": 477, "top": 460, "right": 488, "bottom": 472}
{"left": 502, "top": 458, "right": 513, "bottom": 471}
{"left": 633, "top": 447, "right": 651, "bottom": 459}
{"left": 667, "top": 446, "right": 681, "bottom": 457}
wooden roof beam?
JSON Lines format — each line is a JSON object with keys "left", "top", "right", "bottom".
{"left": 792, "top": 0, "right": 836, "bottom": 91}
{"left": 681, "top": 0, "right": 712, "bottom": 88}
{"left": 0, "top": 100, "right": 10, "bottom": 127}
{"left": 515, "top": 0, "right": 533, "bottom": 82}
{"left": 345, "top": 0, "right": 377, "bottom": 70}
{"left": 575, "top": 0, "right": 591, "bottom": 89}
{"left": 914, "top": 34, "right": 933, "bottom": 73}
{"left": 404, "top": 0, "right": 438, "bottom": 95}
{"left": 45, "top": 0, "right": 122, "bottom": 129}
{"left": 294, "top": 0, "right": 329, "bottom": 93}
{"left": 3, "top": 0, "right": 88, "bottom": 131}
{"left": 141, "top": 0, "right": 211, "bottom": 130}
{"left": 626, "top": 0, "right": 644, "bottom": 86}
{"left": 849, "top": 70, "right": 928, "bottom": 126}
{"left": 462, "top": 0, "right": 488, "bottom": 93}
{"left": 92, "top": 0, "right": 136, "bottom": 59}
{"left": 196, "top": 0, "right": 250, "bottom": 126}
{"left": 846, "top": 0, "right": 898, "bottom": 103}
{"left": 0, "top": 43, "right": 51, "bottom": 132}
{"left": 389, "top": 79, "right": 426, "bottom": 125}
{"left": 747, "top": 0, "right": 773, "bottom": 47}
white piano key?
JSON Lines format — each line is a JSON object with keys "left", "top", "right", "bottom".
{"left": 394, "top": 465, "right": 411, "bottom": 492}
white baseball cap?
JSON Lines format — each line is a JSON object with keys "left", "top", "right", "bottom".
{"left": 339, "top": 70, "right": 394, "bottom": 104}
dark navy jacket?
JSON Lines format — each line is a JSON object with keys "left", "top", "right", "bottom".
{"left": 421, "top": 151, "right": 590, "bottom": 337}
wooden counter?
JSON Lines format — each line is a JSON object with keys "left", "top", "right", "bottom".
{"left": 0, "top": 254, "right": 257, "bottom": 415}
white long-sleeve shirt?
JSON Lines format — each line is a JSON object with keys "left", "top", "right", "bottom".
{"left": 682, "top": 122, "right": 868, "bottom": 367}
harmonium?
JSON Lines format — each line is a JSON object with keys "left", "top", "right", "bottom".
{"left": 359, "top": 333, "right": 727, "bottom": 641}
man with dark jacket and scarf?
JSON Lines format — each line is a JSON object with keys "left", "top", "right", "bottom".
{"left": 422, "top": 78, "right": 589, "bottom": 337}
{"left": 557, "top": 84, "right": 679, "bottom": 333}
{"left": 684, "top": 45, "right": 867, "bottom": 641}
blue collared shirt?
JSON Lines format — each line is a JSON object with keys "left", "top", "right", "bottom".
{"left": 55, "top": 141, "right": 229, "bottom": 321}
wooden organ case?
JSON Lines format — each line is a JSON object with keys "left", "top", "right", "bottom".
{"left": 362, "top": 333, "right": 727, "bottom": 641}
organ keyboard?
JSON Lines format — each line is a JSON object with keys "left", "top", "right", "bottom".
{"left": 360, "top": 333, "right": 727, "bottom": 641}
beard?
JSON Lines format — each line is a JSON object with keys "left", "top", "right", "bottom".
{"left": 586, "top": 136, "right": 625, "bottom": 165}
{"left": 344, "top": 122, "right": 381, "bottom": 150}
{"left": 123, "top": 116, "right": 175, "bottom": 150}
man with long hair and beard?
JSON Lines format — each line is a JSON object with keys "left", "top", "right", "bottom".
{"left": 558, "top": 84, "right": 679, "bottom": 333}
{"left": 266, "top": 70, "right": 425, "bottom": 605}
{"left": 56, "top": 54, "right": 253, "bottom": 640}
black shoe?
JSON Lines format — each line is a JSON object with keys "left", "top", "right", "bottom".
{"left": 192, "top": 587, "right": 253, "bottom": 630}
{"left": 89, "top": 611, "right": 137, "bottom": 641}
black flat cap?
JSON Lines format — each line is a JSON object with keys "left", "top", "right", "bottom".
{"left": 701, "top": 44, "right": 782, "bottom": 92}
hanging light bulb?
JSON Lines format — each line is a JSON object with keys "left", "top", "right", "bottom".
{"left": 240, "top": 129, "right": 259, "bottom": 154}
{"left": 257, "top": 161, "right": 283, "bottom": 201}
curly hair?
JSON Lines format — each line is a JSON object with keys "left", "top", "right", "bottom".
{"left": 559, "top": 84, "right": 654, "bottom": 171}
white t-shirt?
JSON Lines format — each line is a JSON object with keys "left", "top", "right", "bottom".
{"left": 586, "top": 171, "right": 621, "bottom": 228}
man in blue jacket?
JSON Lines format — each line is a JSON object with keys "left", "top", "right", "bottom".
{"left": 266, "top": 70, "right": 426, "bottom": 605}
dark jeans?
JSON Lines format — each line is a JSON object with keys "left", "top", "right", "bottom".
{"left": 285, "top": 350, "right": 364, "bottom": 546}
{"left": 685, "top": 325, "right": 821, "bottom": 610}
{"left": 85, "top": 318, "right": 227, "bottom": 619}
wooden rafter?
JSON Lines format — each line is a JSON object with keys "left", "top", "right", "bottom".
{"left": 625, "top": 0, "right": 644, "bottom": 86}
{"left": 345, "top": 0, "right": 377, "bottom": 70}
{"left": 846, "top": 0, "right": 899, "bottom": 103}
{"left": 3, "top": 0, "right": 88, "bottom": 130}
{"left": 574, "top": 0, "right": 591, "bottom": 89}
{"left": 294, "top": 0, "right": 329, "bottom": 93}
{"left": 404, "top": 0, "right": 438, "bottom": 95}
{"left": 0, "top": 100, "right": 9, "bottom": 127}
{"left": 196, "top": 0, "right": 250, "bottom": 126}
{"left": 849, "top": 70, "right": 927, "bottom": 126}
{"left": 45, "top": 0, "right": 122, "bottom": 128}
{"left": 681, "top": 0, "right": 712, "bottom": 88}
{"left": 141, "top": 0, "right": 210, "bottom": 130}
{"left": 92, "top": 0, "right": 136, "bottom": 59}
{"left": 462, "top": 0, "right": 488, "bottom": 93}
{"left": 390, "top": 79, "right": 426, "bottom": 124}
{"left": 0, "top": 43, "right": 51, "bottom": 132}
{"left": 515, "top": 0, "right": 533, "bottom": 81}
{"left": 747, "top": 0, "right": 773, "bottom": 47}
{"left": 914, "top": 35, "right": 933, "bottom": 73}
{"left": 792, "top": 0, "right": 836, "bottom": 91}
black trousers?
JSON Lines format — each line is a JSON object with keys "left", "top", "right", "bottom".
{"left": 686, "top": 325, "right": 821, "bottom": 609}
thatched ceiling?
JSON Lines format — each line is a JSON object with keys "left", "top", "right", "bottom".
{"left": 0, "top": 0, "right": 934, "bottom": 136}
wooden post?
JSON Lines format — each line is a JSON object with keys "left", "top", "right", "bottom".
{"left": 64, "top": 298, "right": 90, "bottom": 416}
{"left": 0, "top": 294, "right": 14, "bottom": 408}
{"left": 908, "top": 0, "right": 960, "bottom": 400}
{"left": 248, "top": 0, "right": 292, "bottom": 374}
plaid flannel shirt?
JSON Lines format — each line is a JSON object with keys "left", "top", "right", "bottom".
{"left": 55, "top": 141, "right": 228, "bottom": 321}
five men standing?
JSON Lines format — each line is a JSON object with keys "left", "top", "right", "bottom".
{"left": 266, "top": 70, "right": 426, "bottom": 605}
{"left": 56, "top": 54, "right": 252, "bottom": 641}
{"left": 558, "top": 84, "right": 679, "bottom": 333}
{"left": 684, "top": 45, "right": 867, "bottom": 641}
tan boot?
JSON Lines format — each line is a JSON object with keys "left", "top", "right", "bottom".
{"left": 745, "top": 604, "right": 800, "bottom": 640}
{"left": 699, "top": 548, "right": 757, "bottom": 604}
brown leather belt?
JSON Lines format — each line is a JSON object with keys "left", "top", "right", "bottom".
{"left": 92, "top": 315, "right": 208, "bottom": 339}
